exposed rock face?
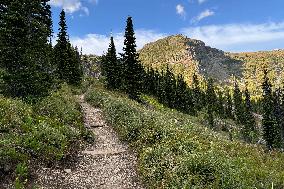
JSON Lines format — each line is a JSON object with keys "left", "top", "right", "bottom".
{"left": 139, "top": 34, "right": 242, "bottom": 84}
{"left": 186, "top": 38, "right": 242, "bottom": 82}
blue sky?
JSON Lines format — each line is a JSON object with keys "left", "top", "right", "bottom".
{"left": 49, "top": 0, "right": 284, "bottom": 55}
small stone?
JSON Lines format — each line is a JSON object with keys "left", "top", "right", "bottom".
{"left": 64, "top": 169, "right": 72, "bottom": 173}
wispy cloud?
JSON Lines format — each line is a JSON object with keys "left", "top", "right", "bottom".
{"left": 176, "top": 4, "right": 186, "bottom": 19}
{"left": 192, "top": 9, "right": 215, "bottom": 23}
{"left": 197, "top": 0, "right": 207, "bottom": 4}
{"left": 49, "top": 0, "right": 91, "bottom": 15}
{"left": 70, "top": 30, "right": 167, "bottom": 55}
{"left": 181, "top": 22, "right": 284, "bottom": 52}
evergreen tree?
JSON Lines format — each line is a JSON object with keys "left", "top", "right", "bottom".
{"left": 157, "top": 70, "right": 166, "bottom": 103}
{"left": 164, "top": 66, "right": 177, "bottom": 108}
{"left": 272, "top": 88, "right": 282, "bottom": 147}
{"left": 262, "top": 69, "right": 278, "bottom": 148}
{"left": 225, "top": 89, "right": 234, "bottom": 119}
{"left": 0, "top": 0, "right": 53, "bottom": 97}
{"left": 243, "top": 87, "right": 256, "bottom": 142}
{"left": 54, "top": 9, "right": 69, "bottom": 81}
{"left": 216, "top": 89, "right": 225, "bottom": 118}
{"left": 120, "top": 16, "right": 144, "bottom": 99}
{"left": 175, "top": 75, "right": 187, "bottom": 112}
{"left": 144, "top": 67, "right": 156, "bottom": 95}
{"left": 54, "top": 9, "right": 82, "bottom": 85}
{"left": 192, "top": 73, "right": 203, "bottom": 111}
{"left": 103, "top": 36, "right": 120, "bottom": 89}
{"left": 233, "top": 82, "right": 244, "bottom": 124}
{"left": 68, "top": 45, "right": 83, "bottom": 85}
{"left": 206, "top": 78, "right": 216, "bottom": 127}
{"left": 175, "top": 74, "right": 195, "bottom": 114}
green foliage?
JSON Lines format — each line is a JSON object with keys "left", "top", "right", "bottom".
{"left": 101, "top": 36, "right": 121, "bottom": 90}
{"left": 120, "top": 16, "right": 145, "bottom": 99}
{"left": 54, "top": 9, "right": 83, "bottom": 86}
{"left": 34, "top": 84, "right": 83, "bottom": 128}
{"left": 230, "top": 50, "right": 284, "bottom": 96}
{"left": 224, "top": 89, "right": 234, "bottom": 119}
{"left": 143, "top": 67, "right": 196, "bottom": 115}
{"left": 233, "top": 82, "right": 244, "bottom": 124}
{"left": 0, "top": 85, "right": 93, "bottom": 184}
{"left": 262, "top": 70, "right": 281, "bottom": 148}
{"left": 14, "top": 163, "right": 28, "bottom": 188}
{"left": 192, "top": 73, "right": 205, "bottom": 111}
{"left": 0, "top": 0, "right": 54, "bottom": 98}
{"left": 206, "top": 78, "right": 217, "bottom": 127}
{"left": 86, "top": 84, "right": 284, "bottom": 189}
{"left": 242, "top": 87, "right": 257, "bottom": 142}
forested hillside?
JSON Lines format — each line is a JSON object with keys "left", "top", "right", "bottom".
{"left": 229, "top": 50, "right": 284, "bottom": 95}
{"left": 139, "top": 35, "right": 284, "bottom": 97}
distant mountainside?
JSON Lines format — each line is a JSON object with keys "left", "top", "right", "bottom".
{"left": 228, "top": 50, "right": 284, "bottom": 95}
{"left": 139, "top": 35, "right": 242, "bottom": 85}
{"left": 139, "top": 35, "right": 284, "bottom": 94}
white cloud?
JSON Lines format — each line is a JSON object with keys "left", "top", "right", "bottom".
{"left": 181, "top": 22, "right": 284, "bottom": 52}
{"left": 192, "top": 9, "right": 214, "bottom": 23}
{"left": 198, "top": 0, "right": 207, "bottom": 4}
{"left": 176, "top": 4, "right": 186, "bottom": 19}
{"left": 70, "top": 30, "right": 167, "bottom": 55}
{"left": 49, "top": 0, "right": 90, "bottom": 15}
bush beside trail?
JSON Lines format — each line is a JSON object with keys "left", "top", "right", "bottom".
{"left": 86, "top": 84, "right": 284, "bottom": 189}
{"left": 0, "top": 84, "right": 94, "bottom": 188}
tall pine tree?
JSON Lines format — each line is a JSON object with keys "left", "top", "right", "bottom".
{"left": 120, "top": 16, "right": 144, "bottom": 100}
{"left": 262, "top": 69, "right": 278, "bottom": 148}
{"left": 233, "top": 82, "right": 244, "bottom": 124}
{"left": 225, "top": 89, "right": 234, "bottom": 119}
{"left": 192, "top": 73, "right": 203, "bottom": 111}
{"left": 102, "top": 36, "right": 120, "bottom": 89}
{"left": 272, "top": 88, "right": 282, "bottom": 147}
{"left": 206, "top": 78, "right": 217, "bottom": 127}
{"left": 54, "top": 9, "right": 82, "bottom": 85}
{"left": 243, "top": 87, "right": 256, "bottom": 142}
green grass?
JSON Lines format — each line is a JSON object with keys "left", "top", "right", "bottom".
{"left": 0, "top": 83, "right": 94, "bottom": 187}
{"left": 86, "top": 83, "right": 284, "bottom": 189}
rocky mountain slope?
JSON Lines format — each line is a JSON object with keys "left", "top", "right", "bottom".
{"left": 139, "top": 35, "right": 242, "bottom": 84}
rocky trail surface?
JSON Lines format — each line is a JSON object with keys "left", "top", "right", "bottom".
{"left": 34, "top": 95, "right": 145, "bottom": 189}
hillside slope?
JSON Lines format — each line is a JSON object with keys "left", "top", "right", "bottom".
{"left": 139, "top": 35, "right": 284, "bottom": 95}
{"left": 229, "top": 50, "right": 284, "bottom": 95}
{"left": 139, "top": 35, "right": 242, "bottom": 84}
{"left": 85, "top": 82, "right": 284, "bottom": 189}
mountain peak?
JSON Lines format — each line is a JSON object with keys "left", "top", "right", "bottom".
{"left": 139, "top": 35, "right": 241, "bottom": 84}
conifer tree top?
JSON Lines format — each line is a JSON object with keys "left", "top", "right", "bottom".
{"left": 57, "top": 9, "right": 69, "bottom": 44}
{"left": 123, "top": 16, "right": 138, "bottom": 57}
{"left": 108, "top": 36, "right": 117, "bottom": 57}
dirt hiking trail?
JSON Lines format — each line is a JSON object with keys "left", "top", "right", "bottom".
{"left": 35, "top": 94, "right": 145, "bottom": 189}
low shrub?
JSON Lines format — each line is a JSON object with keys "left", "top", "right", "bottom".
{"left": 0, "top": 84, "right": 94, "bottom": 188}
